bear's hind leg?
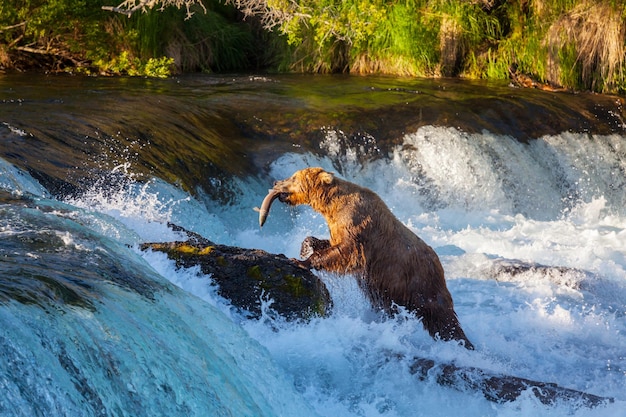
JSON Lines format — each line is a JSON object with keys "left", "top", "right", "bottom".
{"left": 422, "top": 307, "right": 474, "bottom": 350}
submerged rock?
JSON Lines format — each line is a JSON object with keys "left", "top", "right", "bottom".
{"left": 409, "top": 356, "right": 613, "bottom": 407}
{"left": 140, "top": 224, "right": 331, "bottom": 320}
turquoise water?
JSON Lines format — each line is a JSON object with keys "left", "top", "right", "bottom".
{"left": 1, "top": 74, "right": 625, "bottom": 416}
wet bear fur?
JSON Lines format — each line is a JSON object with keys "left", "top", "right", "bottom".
{"left": 273, "top": 167, "right": 473, "bottom": 349}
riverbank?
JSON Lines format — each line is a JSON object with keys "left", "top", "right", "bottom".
{"left": 1, "top": 0, "right": 625, "bottom": 93}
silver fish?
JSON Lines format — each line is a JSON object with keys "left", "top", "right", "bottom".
{"left": 254, "top": 189, "right": 281, "bottom": 227}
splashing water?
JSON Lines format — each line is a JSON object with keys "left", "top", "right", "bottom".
{"left": 12, "top": 125, "right": 618, "bottom": 416}
{"left": 1, "top": 75, "right": 625, "bottom": 416}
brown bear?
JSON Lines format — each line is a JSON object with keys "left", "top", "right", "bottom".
{"left": 260, "top": 167, "right": 474, "bottom": 349}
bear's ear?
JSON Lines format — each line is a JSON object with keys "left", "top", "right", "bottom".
{"left": 319, "top": 171, "right": 334, "bottom": 185}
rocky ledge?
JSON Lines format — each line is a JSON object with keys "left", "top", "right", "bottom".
{"left": 140, "top": 224, "right": 331, "bottom": 321}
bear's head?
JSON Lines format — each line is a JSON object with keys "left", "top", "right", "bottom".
{"left": 273, "top": 167, "right": 334, "bottom": 206}
{"left": 257, "top": 167, "right": 337, "bottom": 227}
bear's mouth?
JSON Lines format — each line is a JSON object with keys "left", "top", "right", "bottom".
{"left": 277, "top": 192, "right": 290, "bottom": 203}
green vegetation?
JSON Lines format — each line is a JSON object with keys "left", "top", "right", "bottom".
{"left": 1, "top": 0, "right": 625, "bottom": 93}
{"left": 232, "top": 0, "right": 626, "bottom": 92}
{"left": 246, "top": 265, "right": 264, "bottom": 280}
{"left": 281, "top": 274, "right": 312, "bottom": 298}
{"left": 0, "top": 0, "right": 274, "bottom": 76}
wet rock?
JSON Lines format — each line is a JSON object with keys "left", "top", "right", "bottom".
{"left": 488, "top": 259, "right": 590, "bottom": 289}
{"left": 409, "top": 356, "right": 613, "bottom": 407}
{"left": 140, "top": 224, "right": 331, "bottom": 321}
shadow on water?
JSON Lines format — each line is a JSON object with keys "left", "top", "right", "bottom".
{"left": 1, "top": 73, "right": 624, "bottom": 203}
{"left": 0, "top": 191, "right": 165, "bottom": 309}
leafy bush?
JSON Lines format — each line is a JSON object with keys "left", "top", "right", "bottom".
{"left": 0, "top": 0, "right": 266, "bottom": 75}
{"left": 1, "top": 0, "right": 625, "bottom": 92}
{"left": 230, "top": 0, "right": 626, "bottom": 92}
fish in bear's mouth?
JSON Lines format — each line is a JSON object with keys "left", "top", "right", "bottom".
{"left": 255, "top": 189, "right": 291, "bottom": 227}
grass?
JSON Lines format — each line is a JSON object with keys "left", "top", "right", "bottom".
{"left": 115, "top": 2, "right": 260, "bottom": 73}
{"left": 254, "top": 0, "right": 626, "bottom": 93}
{"left": 0, "top": 0, "right": 267, "bottom": 75}
{"left": 544, "top": 1, "right": 625, "bottom": 91}
{"left": 1, "top": 0, "right": 625, "bottom": 92}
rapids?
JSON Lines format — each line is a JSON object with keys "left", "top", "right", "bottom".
{"left": 1, "top": 73, "right": 625, "bottom": 416}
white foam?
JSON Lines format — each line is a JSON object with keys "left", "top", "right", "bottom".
{"left": 62, "top": 128, "right": 626, "bottom": 416}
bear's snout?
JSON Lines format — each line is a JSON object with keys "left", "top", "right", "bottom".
{"left": 277, "top": 192, "right": 290, "bottom": 203}
{"left": 272, "top": 178, "right": 295, "bottom": 199}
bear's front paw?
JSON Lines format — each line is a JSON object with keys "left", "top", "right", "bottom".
{"left": 291, "top": 257, "right": 311, "bottom": 270}
{"left": 300, "top": 236, "right": 330, "bottom": 259}
{"left": 300, "top": 236, "right": 316, "bottom": 259}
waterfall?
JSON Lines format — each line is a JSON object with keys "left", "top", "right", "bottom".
{"left": 1, "top": 73, "right": 624, "bottom": 416}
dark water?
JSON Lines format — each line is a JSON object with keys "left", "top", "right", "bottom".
{"left": 1, "top": 73, "right": 625, "bottom": 417}
{"left": 2, "top": 74, "right": 624, "bottom": 201}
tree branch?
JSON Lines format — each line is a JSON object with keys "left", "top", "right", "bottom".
{"left": 0, "top": 22, "right": 27, "bottom": 32}
{"left": 102, "top": 0, "right": 205, "bottom": 19}
{"left": 224, "top": 0, "right": 305, "bottom": 31}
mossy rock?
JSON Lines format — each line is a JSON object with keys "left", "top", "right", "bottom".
{"left": 140, "top": 224, "right": 331, "bottom": 320}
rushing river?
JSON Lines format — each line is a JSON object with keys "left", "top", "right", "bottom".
{"left": 1, "top": 73, "right": 625, "bottom": 417}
